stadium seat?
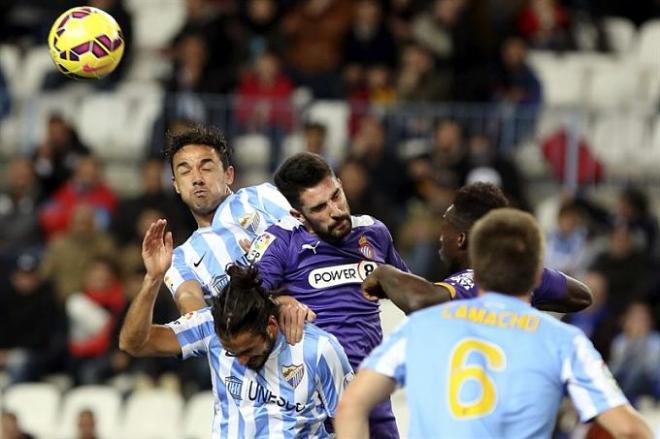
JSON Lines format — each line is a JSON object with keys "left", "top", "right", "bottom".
{"left": 75, "top": 93, "right": 130, "bottom": 158}
{"left": 590, "top": 112, "right": 650, "bottom": 173}
{"left": 119, "top": 389, "right": 184, "bottom": 439}
{"left": 305, "top": 101, "right": 350, "bottom": 164}
{"left": 54, "top": 385, "right": 122, "bottom": 439}
{"left": 2, "top": 383, "right": 60, "bottom": 438}
{"left": 15, "top": 46, "right": 57, "bottom": 99}
{"left": 233, "top": 134, "right": 272, "bottom": 187}
{"left": 114, "top": 82, "right": 164, "bottom": 160}
{"left": 636, "top": 19, "right": 660, "bottom": 68}
{"left": 534, "top": 57, "right": 586, "bottom": 108}
{"left": 603, "top": 16, "right": 637, "bottom": 55}
{"left": 282, "top": 133, "right": 305, "bottom": 158}
{"left": 586, "top": 65, "right": 639, "bottom": 110}
{"left": 183, "top": 391, "right": 214, "bottom": 439}
{"left": 127, "top": 0, "right": 186, "bottom": 49}
{"left": 0, "top": 43, "right": 20, "bottom": 94}
{"left": 20, "top": 92, "right": 81, "bottom": 150}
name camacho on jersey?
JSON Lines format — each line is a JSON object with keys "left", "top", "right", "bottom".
{"left": 165, "top": 183, "right": 291, "bottom": 300}
{"left": 167, "top": 309, "right": 354, "bottom": 439}
{"left": 363, "top": 293, "right": 628, "bottom": 439}
{"left": 248, "top": 215, "right": 409, "bottom": 370}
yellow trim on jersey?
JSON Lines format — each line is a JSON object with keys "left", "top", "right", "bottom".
{"left": 435, "top": 282, "right": 457, "bottom": 299}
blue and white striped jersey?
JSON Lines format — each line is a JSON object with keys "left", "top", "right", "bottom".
{"left": 363, "top": 293, "right": 628, "bottom": 439}
{"left": 166, "top": 309, "right": 354, "bottom": 438}
{"left": 164, "top": 183, "right": 291, "bottom": 300}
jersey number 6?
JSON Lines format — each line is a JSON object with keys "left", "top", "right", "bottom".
{"left": 448, "top": 338, "right": 506, "bottom": 419}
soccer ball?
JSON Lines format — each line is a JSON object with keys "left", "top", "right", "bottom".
{"left": 47, "top": 7, "right": 125, "bottom": 80}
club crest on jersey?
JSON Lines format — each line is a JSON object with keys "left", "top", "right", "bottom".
{"left": 358, "top": 235, "right": 374, "bottom": 259}
{"left": 225, "top": 376, "right": 243, "bottom": 400}
{"left": 282, "top": 364, "right": 305, "bottom": 388}
{"left": 239, "top": 211, "right": 261, "bottom": 234}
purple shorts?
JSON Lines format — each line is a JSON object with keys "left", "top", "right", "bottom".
{"left": 369, "top": 398, "right": 399, "bottom": 439}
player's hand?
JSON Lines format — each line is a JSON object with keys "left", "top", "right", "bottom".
{"left": 276, "top": 296, "right": 316, "bottom": 345}
{"left": 362, "top": 270, "right": 386, "bottom": 302}
{"left": 142, "top": 219, "right": 173, "bottom": 279}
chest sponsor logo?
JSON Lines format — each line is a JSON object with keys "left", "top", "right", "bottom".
{"left": 282, "top": 364, "right": 305, "bottom": 388}
{"left": 308, "top": 261, "right": 377, "bottom": 288}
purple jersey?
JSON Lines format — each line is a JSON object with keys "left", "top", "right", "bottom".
{"left": 248, "top": 215, "right": 409, "bottom": 369}
{"left": 435, "top": 268, "right": 567, "bottom": 306}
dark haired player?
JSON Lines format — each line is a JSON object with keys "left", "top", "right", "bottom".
{"left": 363, "top": 182, "right": 592, "bottom": 314}
{"left": 160, "top": 123, "right": 294, "bottom": 314}
{"left": 120, "top": 219, "right": 353, "bottom": 438}
{"left": 248, "top": 152, "right": 408, "bottom": 438}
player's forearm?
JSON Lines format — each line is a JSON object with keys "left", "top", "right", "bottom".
{"left": 334, "top": 404, "right": 370, "bottom": 438}
{"left": 375, "top": 265, "right": 451, "bottom": 314}
{"left": 119, "top": 274, "right": 162, "bottom": 356}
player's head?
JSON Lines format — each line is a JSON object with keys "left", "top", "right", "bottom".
{"left": 212, "top": 264, "right": 279, "bottom": 370}
{"left": 469, "top": 208, "right": 544, "bottom": 296}
{"left": 164, "top": 123, "right": 234, "bottom": 225}
{"left": 439, "top": 182, "right": 509, "bottom": 272}
{"left": 274, "top": 152, "right": 352, "bottom": 244}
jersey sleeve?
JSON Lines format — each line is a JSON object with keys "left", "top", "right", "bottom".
{"left": 165, "top": 308, "right": 215, "bottom": 360}
{"left": 434, "top": 270, "right": 477, "bottom": 300}
{"left": 360, "top": 319, "right": 409, "bottom": 387}
{"left": 315, "top": 333, "right": 355, "bottom": 418}
{"left": 164, "top": 247, "right": 195, "bottom": 298}
{"left": 563, "top": 332, "right": 629, "bottom": 422}
{"left": 531, "top": 267, "right": 568, "bottom": 307}
{"left": 247, "top": 227, "right": 289, "bottom": 290}
{"left": 255, "top": 183, "right": 292, "bottom": 222}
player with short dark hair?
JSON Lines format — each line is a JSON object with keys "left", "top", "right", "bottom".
{"left": 363, "top": 182, "right": 592, "bottom": 314}
{"left": 248, "top": 152, "right": 408, "bottom": 438}
{"left": 120, "top": 220, "right": 353, "bottom": 438}
{"left": 336, "top": 208, "right": 652, "bottom": 439}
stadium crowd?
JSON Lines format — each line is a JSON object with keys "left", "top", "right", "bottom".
{"left": 1, "top": 0, "right": 660, "bottom": 437}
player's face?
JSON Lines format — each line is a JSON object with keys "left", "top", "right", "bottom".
{"left": 439, "top": 205, "right": 465, "bottom": 271}
{"left": 295, "top": 176, "right": 352, "bottom": 244}
{"left": 223, "top": 319, "right": 278, "bottom": 370}
{"left": 172, "top": 144, "right": 234, "bottom": 226}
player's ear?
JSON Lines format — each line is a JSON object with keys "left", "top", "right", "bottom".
{"left": 290, "top": 209, "right": 305, "bottom": 225}
{"left": 224, "top": 165, "right": 235, "bottom": 186}
{"left": 267, "top": 316, "right": 278, "bottom": 337}
{"left": 457, "top": 232, "right": 468, "bottom": 249}
{"left": 172, "top": 176, "right": 180, "bottom": 194}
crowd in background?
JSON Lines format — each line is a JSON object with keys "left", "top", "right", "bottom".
{"left": 1, "top": 0, "right": 660, "bottom": 427}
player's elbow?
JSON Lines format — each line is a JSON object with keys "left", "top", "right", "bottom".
{"left": 119, "top": 332, "right": 147, "bottom": 357}
{"left": 608, "top": 419, "right": 652, "bottom": 439}
{"left": 566, "top": 278, "right": 593, "bottom": 312}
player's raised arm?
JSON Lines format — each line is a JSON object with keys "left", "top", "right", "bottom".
{"left": 173, "top": 280, "right": 207, "bottom": 314}
{"left": 363, "top": 265, "right": 453, "bottom": 314}
{"left": 531, "top": 268, "right": 592, "bottom": 313}
{"left": 119, "top": 219, "right": 181, "bottom": 357}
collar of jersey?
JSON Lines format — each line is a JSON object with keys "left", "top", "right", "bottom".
{"left": 481, "top": 291, "right": 532, "bottom": 307}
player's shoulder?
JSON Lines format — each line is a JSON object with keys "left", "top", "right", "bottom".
{"left": 303, "top": 324, "right": 343, "bottom": 352}
{"left": 351, "top": 215, "right": 393, "bottom": 237}
{"left": 267, "top": 215, "right": 304, "bottom": 235}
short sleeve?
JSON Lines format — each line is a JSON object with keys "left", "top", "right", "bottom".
{"left": 164, "top": 247, "right": 196, "bottom": 298}
{"left": 360, "top": 319, "right": 409, "bottom": 387}
{"left": 563, "top": 333, "right": 629, "bottom": 422}
{"left": 248, "top": 228, "right": 289, "bottom": 290}
{"left": 165, "top": 308, "right": 215, "bottom": 359}
{"left": 315, "top": 334, "right": 354, "bottom": 417}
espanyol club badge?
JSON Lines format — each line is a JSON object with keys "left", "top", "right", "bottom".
{"left": 358, "top": 235, "right": 374, "bottom": 259}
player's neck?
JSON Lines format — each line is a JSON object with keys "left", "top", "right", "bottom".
{"left": 193, "top": 211, "right": 215, "bottom": 228}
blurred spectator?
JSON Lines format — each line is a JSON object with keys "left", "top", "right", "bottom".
{"left": 281, "top": 0, "right": 353, "bottom": 98}
{"left": 609, "top": 302, "right": 660, "bottom": 404}
{"left": 0, "top": 68, "right": 10, "bottom": 120}
{"left": 239, "top": 0, "right": 284, "bottom": 62}
{"left": 0, "top": 411, "right": 34, "bottom": 439}
{"left": 387, "top": 0, "right": 427, "bottom": 41}
{"left": 544, "top": 200, "right": 588, "bottom": 276}
{"left": 490, "top": 36, "right": 542, "bottom": 147}
{"left": 408, "top": 118, "right": 470, "bottom": 190}
{"left": 349, "top": 115, "right": 415, "bottom": 218}
{"left": 39, "top": 155, "right": 118, "bottom": 239}
{"left": 563, "top": 271, "right": 617, "bottom": 358}
{"left": 32, "top": 114, "right": 91, "bottom": 198}
{"left": 0, "top": 157, "right": 43, "bottom": 268}
{"left": 396, "top": 42, "right": 450, "bottom": 102}
{"left": 411, "top": 0, "right": 464, "bottom": 61}
{"left": 117, "top": 208, "right": 164, "bottom": 279}
{"left": 465, "top": 133, "right": 530, "bottom": 209}
{"left": 76, "top": 409, "right": 97, "bottom": 439}
{"left": 302, "top": 121, "right": 328, "bottom": 156}
{"left": 236, "top": 49, "right": 295, "bottom": 168}
{"left": 111, "top": 159, "right": 192, "bottom": 247}
{"left": 40, "top": 204, "right": 117, "bottom": 301}
{"left": 591, "top": 225, "right": 652, "bottom": 313}
{"left": 365, "top": 64, "right": 397, "bottom": 108}
{"left": 67, "top": 257, "right": 125, "bottom": 385}
{"left": 341, "top": 0, "right": 397, "bottom": 85}
{"left": 517, "top": 0, "right": 573, "bottom": 50}
{"left": 0, "top": 252, "right": 67, "bottom": 384}
{"left": 616, "top": 186, "right": 658, "bottom": 258}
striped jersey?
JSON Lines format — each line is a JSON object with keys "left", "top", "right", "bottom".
{"left": 249, "top": 215, "right": 409, "bottom": 370}
{"left": 164, "top": 183, "right": 291, "bottom": 300}
{"left": 363, "top": 293, "right": 628, "bottom": 439}
{"left": 166, "top": 309, "right": 354, "bottom": 438}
